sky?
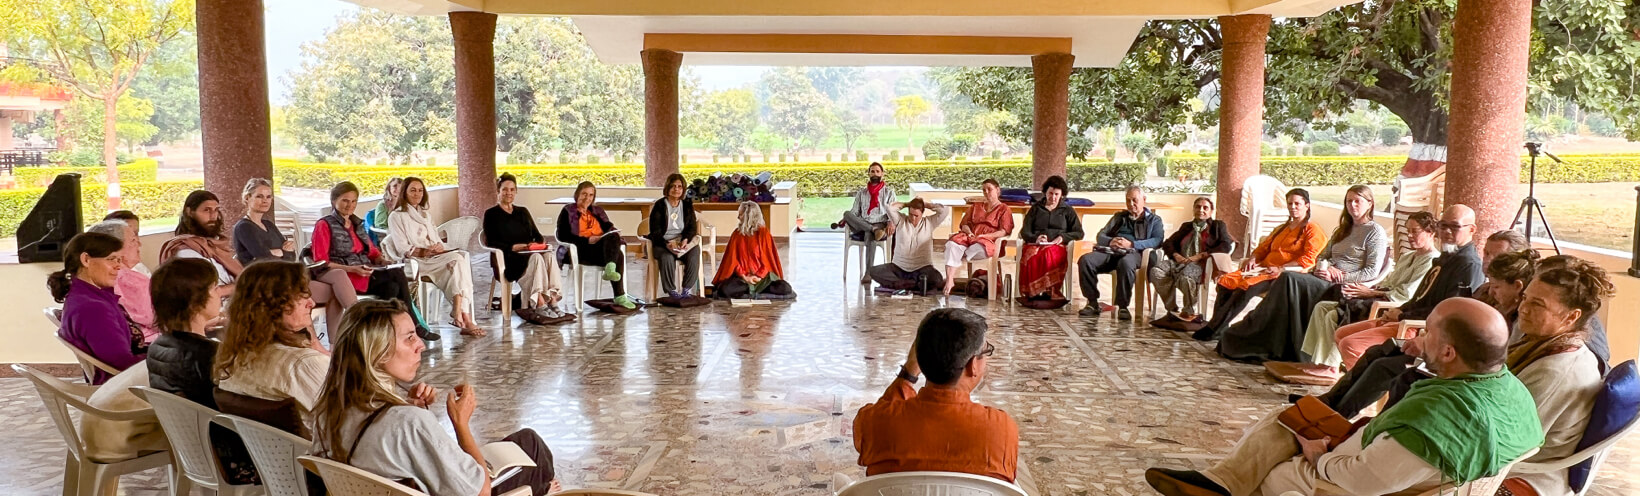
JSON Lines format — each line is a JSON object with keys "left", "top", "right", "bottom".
{"left": 264, "top": 0, "right": 769, "bottom": 104}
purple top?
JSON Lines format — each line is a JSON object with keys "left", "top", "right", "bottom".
{"left": 58, "top": 277, "right": 144, "bottom": 384}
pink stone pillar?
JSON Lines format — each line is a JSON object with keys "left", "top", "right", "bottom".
{"left": 0, "top": 114, "right": 14, "bottom": 150}
{"left": 197, "top": 0, "right": 273, "bottom": 222}
{"left": 1216, "top": 14, "right": 1271, "bottom": 253}
{"left": 1031, "top": 53, "right": 1073, "bottom": 189}
{"left": 643, "top": 49, "right": 682, "bottom": 188}
{"left": 451, "top": 12, "right": 498, "bottom": 217}
{"left": 1444, "top": 0, "right": 1531, "bottom": 236}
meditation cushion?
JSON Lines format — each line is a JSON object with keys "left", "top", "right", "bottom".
{"left": 584, "top": 299, "right": 642, "bottom": 315}
{"left": 1569, "top": 360, "right": 1639, "bottom": 490}
{"left": 657, "top": 295, "right": 712, "bottom": 308}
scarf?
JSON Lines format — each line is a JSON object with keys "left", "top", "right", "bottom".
{"left": 1361, "top": 369, "right": 1544, "bottom": 484}
{"left": 866, "top": 182, "right": 886, "bottom": 214}
{"left": 1181, "top": 220, "right": 1207, "bottom": 259}
{"left": 1506, "top": 331, "right": 1585, "bottom": 373}
{"left": 160, "top": 234, "right": 245, "bottom": 276}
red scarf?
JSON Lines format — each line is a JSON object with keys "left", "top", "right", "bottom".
{"left": 867, "top": 182, "right": 886, "bottom": 214}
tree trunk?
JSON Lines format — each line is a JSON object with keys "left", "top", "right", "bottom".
{"left": 103, "top": 94, "right": 121, "bottom": 210}
{"left": 53, "top": 110, "right": 67, "bottom": 150}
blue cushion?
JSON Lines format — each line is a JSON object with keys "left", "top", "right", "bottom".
{"left": 1569, "top": 360, "right": 1639, "bottom": 491}
{"left": 1064, "top": 198, "right": 1095, "bottom": 207}
{"left": 1000, "top": 188, "right": 1031, "bottom": 197}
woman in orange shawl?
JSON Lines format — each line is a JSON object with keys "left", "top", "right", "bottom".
{"left": 1192, "top": 188, "right": 1326, "bottom": 341}
{"left": 713, "top": 201, "right": 795, "bottom": 299}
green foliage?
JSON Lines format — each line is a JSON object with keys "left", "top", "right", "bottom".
{"left": 856, "top": 150, "right": 869, "bottom": 162}
{"left": 762, "top": 67, "right": 834, "bottom": 152}
{"left": 922, "top": 134, "right": 979, "bottom": 160}
{"left": 834, "top": 108, "right": 873, "bottom": 158}
{"left": 1532, "top": 0, "right": 1640, "bottom": 140}
{"left": 892, "top": 95, "right": 931, "bottom": 151}
{"left": 685, "top": 89, "right": 759, "bottom": 155}
{"left": 14, "top": 159, "right": 160, "bottom": 187}
{"left": 0, "top": 179, "right": 199, "bottom": 237}
{"left": 1170, "top": 154, "right": 1640, "bottom": 186}
{"left": 887, "top": 150, "right": 901, "bottom": 161}
{"left": 1310, "top": 141, "right": 1342, "bottom": 156}
{"left": 272, "top": 160, "right": 1146, "bottom": 200}
{"left": 129, "top": 34, "right": 199, "bottom": 145}
{"left": 1380, "top": 125, "right": 1407, "bottom": 146}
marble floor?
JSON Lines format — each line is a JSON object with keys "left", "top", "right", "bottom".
{"left": 2, "top": 233, "right": 1635, "bottom": 495}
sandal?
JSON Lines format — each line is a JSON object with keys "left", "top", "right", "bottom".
{"left": 460, "top": 326, "right": 487, "bottom": 337}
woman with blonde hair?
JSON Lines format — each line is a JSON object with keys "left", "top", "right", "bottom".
{"left": 386, "top": 176, "right": 484, "bottom": 336}
{"left": 311, "top": 300, "right": 560, "bottom": 495}
{"left": 234, "top": 178, "right": 357, "bottom": 338}
{"left": 371, "top": 177, "right": 403, "bottom": 230}
{"left": 712, "top": 201, "right": 794, "bottom": 299}
{"left": 214, "top": 260, "right": 327, "bottom": 427}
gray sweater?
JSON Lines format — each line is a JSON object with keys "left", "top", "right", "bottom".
{"left": 1319, "top": 222, "right": 1388, "bottom": 283}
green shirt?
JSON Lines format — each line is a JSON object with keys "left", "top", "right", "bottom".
{"left": 1362, "top": 368, "right": 1544, "bottom": 484}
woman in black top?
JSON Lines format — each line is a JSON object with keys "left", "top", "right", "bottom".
{"left": 483, "top": 173, "right": 572, "bottom": 324}
{"left": 233, "top": 178, "right": 356, "bottom": 339}
{"left": 144, "top": 257, "right": 260, "bottom": 484}
{"left": 1017, "top": 175, "right": 1084, "bottom": 302}
{"left": 645, "top": 173, "right": 700, "bottom": 298}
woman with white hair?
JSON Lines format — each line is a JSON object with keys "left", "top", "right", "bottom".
{"left": 711, "top": 201, "right": 794, "bottom": 299}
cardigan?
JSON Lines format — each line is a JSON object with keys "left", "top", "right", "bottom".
{"left": 385, "top": 206, "right": 445, "bottom": 257}
{"left": 556, "top": 205, "right": 616, "bottom": 248}
{"left": 483, "top": 204, "right": 546, "bottom": 282}
{"left": 1018, "top": 202, "right": 1085, "bottom": 243}
{"left": 646, "top": 198, "right": 698, "bottom": 247}
{"left": 1514, "top": 348, "right": 1602, "bottom": 496}
{"left": 1161, "top": 219, "right": 1233, "bottom": 258}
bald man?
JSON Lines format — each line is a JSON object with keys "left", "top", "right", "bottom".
{"left": 1147, "top": 298, "right": 1543, "bottom": 496}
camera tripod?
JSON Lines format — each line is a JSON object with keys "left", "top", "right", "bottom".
{"left": 1513, "top": 142, "right": 1561, "bottom": 255}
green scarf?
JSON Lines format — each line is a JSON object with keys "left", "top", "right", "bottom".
{"left": 1361, "top": 369, "right": 1543, "bottom": 484}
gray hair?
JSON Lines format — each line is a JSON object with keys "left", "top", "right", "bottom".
{"left": 1125, "top": 184, "right": 1146, "bottom": 196}
{"left": 736, "top": 201, "right": 765, "bottom": 237}
{"left": 87, "top": 220, "right": 132, "bottom": 240}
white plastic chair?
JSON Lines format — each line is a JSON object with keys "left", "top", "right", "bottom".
{"left": 835, "top": 471, "right": 1028, "bottom": 496}
{"left": 45, "top": 306, "right": 62, "bottom": 327}
{"left": 56, "top": 335, "right": 123, "bottom": 384}
{"left": 129, "top": 387, "right": 260, "bottom": 495}
{"left": 563, "top": 239, "right": 631, "bottom": 305}
{"left": 298, "top": 455, "right": 530, "bottom": 496}
{"left": 11, "top": 364, "right": 176, "bottom": 496}
{"left": 437, "top": 216, "right": 502, "bottom": 324}
{"left": 956, "top": 231, "right": 1012, "bottom": 301}
{"left": 215, "top": 414, "right": 312, "bottom": 496}
{"left": 843, "top": 224, "right": 890, "bottom": 284}
{"left": 1393, "top": 166, "right": 1447, "bottom": 256}
{"left": 1241, "top": 175, "right": 1291, "bottom": 252}
{"left": 1512, "top": 364, "right": 1640, "bottom": 496}
{"left": 641, "top": 219, "right": 715, "bottom": 300}
{"left": 1295, "top": 448, "right": 1537, "bottom": 496}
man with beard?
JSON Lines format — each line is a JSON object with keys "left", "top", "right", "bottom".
{"left": 833, "top": 162, "right": 896, "bottom": 284}
{"left": 161, "top": 190, "right": 243, "bottom": 291}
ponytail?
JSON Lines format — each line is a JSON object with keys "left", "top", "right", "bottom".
{"left": 47, "top": 270, "right": 74, "bottom": 303}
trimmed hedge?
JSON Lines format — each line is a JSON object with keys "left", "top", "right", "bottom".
{"left": 0, "top": 179, "right": 201, "bottom": 237}
{"left": 273, "top": 160, "right": 1146, "bottom": 198}
{"left": 1168, "top": 154, "right": 1640, "bottom": 186}
{"left": 13, "top": 159, "right": 161, "bottom": 188}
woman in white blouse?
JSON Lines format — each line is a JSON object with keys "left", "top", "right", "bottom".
{"left": 214, "top": 261, "right": 328, "bottom": 427}
{"left": 385, "top": 177, "right": 483, "bottom": 337}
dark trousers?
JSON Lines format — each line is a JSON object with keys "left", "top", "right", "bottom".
{"left": 868, "top": 264, "right": 944, "bottom": 294}
{"left": 1076, "top": 250, "right": 1143, "bottom": 308}
{"left": 365, "top": 266, "right": 428, "bottom": 329}
{"left": 1200, "top": 280, "right": 1275, "bottom": 338}
{"left": 1319, "top": 340, "right": 1422, "bottom": 418}
{"left": 654, "top": 245, "right": 700, "bottom": 294}
{"left": 714, "top": 277, "right": 795, "bottom": 299}
{"left": 574, "top": 235, "right": 627, "bottom": 294}
{"left": 492, "top": 428, "right": 557, "bottom": 496}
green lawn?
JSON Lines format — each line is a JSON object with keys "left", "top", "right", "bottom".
{"left": 1307, "top": 183, "right": 1636, "bottom": 252}
{"left": 680, "top": 125, "right": 948, "bottom": 156}
{"left": 796, "top": 195, "right": 912, "bottom": 229}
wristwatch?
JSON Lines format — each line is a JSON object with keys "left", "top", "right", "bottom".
{"left": 897, "top": 365, "right": 920, "bottom": 383}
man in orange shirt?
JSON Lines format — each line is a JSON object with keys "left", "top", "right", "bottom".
{"left": 852, "top": 308, "right": 1020, "bottom": 483}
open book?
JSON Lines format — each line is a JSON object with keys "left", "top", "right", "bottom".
{"left": 730, "top": 299, "right": 771, "bottom": 306}
{"left": 482, "top": 441, "right": 536, "bottom": 483}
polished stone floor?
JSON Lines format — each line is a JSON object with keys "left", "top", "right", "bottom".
{"left": 2, "top": 233, "right": 1635, "bottom": 495}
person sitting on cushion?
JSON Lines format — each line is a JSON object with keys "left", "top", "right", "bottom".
{"left": 853, "top": 308, "right": 1018, "bottom": 483}
{"left": 1149, "top": 196, "right": 1233, "bottom": 329}
{"left": 1218, "top": 185, "right": 1390, "bottom": 363}
{"left": 941, "top": 178, "right": 1013, "bottom": 295}
{"left": 713, "top": 201, "right": 795, "bottom": 299}
{"left": 51, "top": 232, "right": 145, "bottom": 384}
{"left": 833, "top": 162, "right": 896, "bottom": 284}
{"left": 161, "top": 190, "right": 243, "bottom": 291}
{"left": 867, "top": 198, "right": 951, "bottom": 295}
{"left": 1077, "top": 185, "right": 1165, "bottom": 321}
{"left": 1145, "top": 298, "right": 1544, "bottom": 496}
{"left": 311, "top": 299, "right": 561, "bottom": 495}
{"left": 1192, "top": 188, "right": 1327, "bottom": 341}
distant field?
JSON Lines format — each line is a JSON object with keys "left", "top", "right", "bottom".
{"left": 1307, "top": 183, "right": 1636, "bottom": 252}
{"left": 680, "top": 125, "right": 948, "bottom": 157}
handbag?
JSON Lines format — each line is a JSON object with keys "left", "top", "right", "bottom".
{"left": 1277, "top": 396, "right": 1361, "bottom": 450}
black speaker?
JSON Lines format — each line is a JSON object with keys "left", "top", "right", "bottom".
{"left": 18, "top": 173, "right": 83, "bottom": 264}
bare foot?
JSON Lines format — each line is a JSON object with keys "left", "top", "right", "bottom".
{"left": 547, "top": 479, "right": 563, "bottom": 494}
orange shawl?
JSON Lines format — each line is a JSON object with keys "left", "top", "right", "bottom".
{"left": 1217, "top": 221, "right": 1325, "bottom": 290}
{"left": 713, "top": 227, "right": 783, "bottom": 285}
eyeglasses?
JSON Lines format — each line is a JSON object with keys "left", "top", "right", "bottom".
{"left": 978, "top": 341, "right": 996, "bottom": 358}
{"left": 1436, "top": 222, "right": 1471, "bottom": 231}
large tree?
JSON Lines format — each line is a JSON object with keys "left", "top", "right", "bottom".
{"left": 686, "top": 89, "right": 759, "bottom": 156}
{"left": 893, "top": 95, "right": 931, "bottom": 153}
{"left": 937, "top": 0, "right": 1640, "bottom": 157}
{"left": 762, "top": 67, "right": 833, "bottom": 153}
{"left": 0, "top": 0, "right": 193, "bottom": 204}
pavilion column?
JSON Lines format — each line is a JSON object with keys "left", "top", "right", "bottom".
{"left": 196, "top": 0, "right": 273, "bottom": 221}
{"left": 1215, "top": 14, "right": 1271, "bottom": 252}
{"left": 0, "top": 113, "right": 13, "bottom": 150}
{"left": 1031, "top": 53, "right": 1073, "bottom": 188}
{"left": 1444, "top": 0, "right": 1531, "bottom": 236}
{"left": 451, "top": 12, "right": 499, "bottom": 217}
{"left": 643, "top": 49, "right": 682, "bottom": 188}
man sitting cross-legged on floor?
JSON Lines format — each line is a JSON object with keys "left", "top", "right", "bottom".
{"left": 1145, "top": 298, "right": 1543, "bottom": 496}
{"left": 852, "top": 308, "right": 1019, "bottom": 483}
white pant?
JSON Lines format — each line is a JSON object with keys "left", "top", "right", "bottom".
{"left": 516, "top": 252, "right": 564, "bottom": 309}
{"left": 944, "top": 241, "right": 989, "bottom": 267}
{"left": 414, "top": 250, "right": 475, "bottom": 305}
